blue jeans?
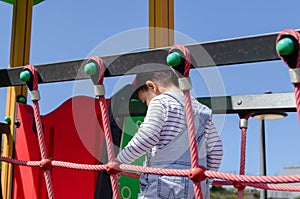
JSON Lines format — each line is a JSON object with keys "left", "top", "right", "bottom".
{"left": 138, "top": 174, "right": 196, "bottom": 199}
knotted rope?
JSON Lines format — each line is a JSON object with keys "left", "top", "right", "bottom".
{"left": 168, "top": 45, "right": 204, "bottom": 199}
{"left": 85, "top": 56, "right": 120, "bottom": 199}
{"left": 22, "top": 65, "right": 55, "bottom": 199}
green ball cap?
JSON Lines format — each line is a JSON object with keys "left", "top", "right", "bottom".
{"left": 4, "top": 116, "right": 11, "bottom": 123}
{"left": 276, "top": 37, "right": 294, "bottom": 56}
{"left": 166, "top": 52, "right": 181, "bottom": 67}
{"left": 19, "top": 70, "right": 31, "bottom": 82}
{"left": 84, "top": 62, "right": 97, "bottom": 76}
{"left": 18, "top": 96, "right": 26, "bottom": 103}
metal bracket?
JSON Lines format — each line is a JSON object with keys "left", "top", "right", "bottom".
{"left": 30, "top": 90, "right": 41, "bottom": 101}
{"left": 289, "top": 68, "right": 300, "bottom": 84}
{"left": 94, "top": 85, "right": 105, "bottom": 97}
{"left": 239, "top": 118, "right": 248, "bottom": 129}
{"left": 178, "top": 77, "right": 192, "bottom": 91}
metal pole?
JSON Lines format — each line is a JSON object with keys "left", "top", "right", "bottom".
{"left": 260, "top": 119, "right": 268, "bottom": 199}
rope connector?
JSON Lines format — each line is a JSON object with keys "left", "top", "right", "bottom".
{"left": 239, "top": 118, "right": 248, "bottom": 129}
{"left": 106, "top": 165, "right": 121, "bottom": 175}
{"left": 40, "top": 159, "right": 52, "bottom": 170}
{"left": 188, "top": 166, "right": 206, "bottom": 182}
{"left": 30, "top": 90, "right": 41, "bottom": 101}
{"left": 233, "top": 181, "right": 246, "bottom": 190}
{"left": 289, "top": 68, "right": 300, "bottom": 84}
{"left": 178, "top": 77, "right": 192, "bottom": 91}
{"left": 94, "top": 85, "right": 105, "bottom": 97}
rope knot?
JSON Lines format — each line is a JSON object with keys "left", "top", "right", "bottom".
{"left": 21, "top": 65, "right": 40, "bottom": 91}
{"left": 276, "top": 29, "right": 300, "bottom": 69}
{"left": 233, "top": 181, "right": 245, "bottom": 190}
{"left": 168, "top": 44, "right": 191, "bottom": 77}
{"left": 106, "top": 165, "right": 121, "bottom": 175}
{"left": 40, "top": 158, "right": 52, "bottom": 170}
{"left": 85, "top": 56, "right": 105, "bottom": 85}
{"left": 188, "top": 166, "right": 206, "bottom": 182}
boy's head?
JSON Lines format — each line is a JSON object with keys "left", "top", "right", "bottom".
{"left": 134, "top": 70, "right": 179, "bottom": 106}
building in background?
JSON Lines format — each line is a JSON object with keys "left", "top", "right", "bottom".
{"left": 268, "top": 165, "right": 300, "bottom": 199}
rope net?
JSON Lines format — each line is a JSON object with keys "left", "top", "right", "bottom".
{"left": 2, "top": 41, "right": 300, "bottom": 198}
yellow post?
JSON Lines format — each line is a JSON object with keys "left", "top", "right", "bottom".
{"left": 149, "top": 0, "right": 174, "bottom": 48}
{"left": 1, "top": 1, "right": 32, "bottom": 198}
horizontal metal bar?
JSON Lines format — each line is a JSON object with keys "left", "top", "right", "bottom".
{"left": 123, "top": 92, "right": 296, "bottom": 116}
{"left": 0, "top": 30, "right": 299, "bottom": 87}
{"left": 200, "top": 92, "right": 296, "bottom": 114}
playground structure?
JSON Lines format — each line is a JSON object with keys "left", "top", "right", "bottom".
{"left": 0, "top": 1, "right": 300, "bottom": 199}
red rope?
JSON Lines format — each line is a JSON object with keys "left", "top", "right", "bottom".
{"left": 237, "top": 114, "right": 251, "bottom": 198}
{"left": 120, "top": 164, "right": 189, "bottom": 176}
{"left": 5, "top": 154, "right": 300, "bottom": 192}
{"left": 169, "top": 45, "right": 203, "bottom": 199}
{"left": 86, "top": 56, "right": 120, "bottom": 199}
{"left": 100, "top": 95, "right": 120, "bottom": 199}
{"left": 6, "top": 152, "right": 300, "bottom": 185}
{"left": 276, "top": 29, "right": 300, "bottom": 123}
{"left": 238, "top": 127, "right": 247, "bottom": 199}
{"left": 239, "top": 128, "right": 247, "bottom": 177}
{"left": 51, "top": 161, "right": 106, "bottom": 170}
{"left": 0, "top": 156, "right": 40, "bottom": 167}
{"left": 23, "top": 65, "right": 55, "bottom": 199}
{"left": 206, "top": 170, "right": 300, "bottom": 184}
{"left": 213, "top": 180, "right": 300, "bottom": 192}
{"left": 294, "top": 86, "right": 300, "bottom": 123}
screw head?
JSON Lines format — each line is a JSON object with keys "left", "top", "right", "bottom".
{"left": 237, "top": 100, "right": 242, "bottom": 105}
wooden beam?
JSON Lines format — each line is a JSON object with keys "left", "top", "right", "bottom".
{"left": 1, "top": 1, "right": 32, "bottom": 198}
{"left": 149, "top": 0, "right": 174, "bottom": 48}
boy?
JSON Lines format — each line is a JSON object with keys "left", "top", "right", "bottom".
{"left": 107, "top": 69, "right": 223, "bottom": 199}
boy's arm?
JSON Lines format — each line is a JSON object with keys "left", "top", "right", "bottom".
{"left": 205, "top": 117, "right": 223, "bottom": 171}
{"left": 117, "top": 99, "right": 166, "bottom": 164}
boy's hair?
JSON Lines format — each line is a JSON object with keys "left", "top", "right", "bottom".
{"left": 134, "top": 70, "right": 179, "bottom": 94}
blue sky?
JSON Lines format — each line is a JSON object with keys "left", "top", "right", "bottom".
{"left": 0, "top": 0, "right": 300, "bottom": 178}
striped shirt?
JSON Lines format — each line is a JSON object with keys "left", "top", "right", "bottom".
{"left": 117, "top": 92, "right": 223, "bottom": 171}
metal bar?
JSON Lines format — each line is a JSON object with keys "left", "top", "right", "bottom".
{"left": 260, "top": 119, "right": 268, "bottom": 199}
{"left": 0, "top": 30, "right": 299, "bottom": 87}
{"left": 124, "top": 92, "right": 296, "bottom": 116}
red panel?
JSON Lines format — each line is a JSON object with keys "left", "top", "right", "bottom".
{"left": 13, "top": 103, "right": 43, "bottom": 199}
{"left": 13, "top": 96, "right": 109, "bottom": 199}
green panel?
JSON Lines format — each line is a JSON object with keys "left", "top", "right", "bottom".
{"left": 0, "top": 0, "right": 45, "bottom": 5}
{"left": 118, "top": 116, "right": 145, "bottom": 199}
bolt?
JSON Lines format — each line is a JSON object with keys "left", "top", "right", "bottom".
{"left": 15, "top": 120, "right": 21, "bottom": 128}
{"left": 237, "top": 100, "right": 242, "bottom": 105}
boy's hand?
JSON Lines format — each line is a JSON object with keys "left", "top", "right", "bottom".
{"left": 106, "top": 159, "right": 121, "bottom": 175}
